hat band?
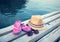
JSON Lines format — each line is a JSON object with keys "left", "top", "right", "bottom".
{"left": 28, "top": 21, "right": 43, "bottom": 28}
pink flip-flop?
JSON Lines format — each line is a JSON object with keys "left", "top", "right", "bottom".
{"left": 22, "top": 26, "right": 31, "bottom": 32}
{"left": 21, "top": 23, "right": 31, "bottom": 32}
{"left": 21, "top": 24, "right": 33, "bottom": 36}
{"left": 13, "top": 20, "right": 22, "bottom": 34}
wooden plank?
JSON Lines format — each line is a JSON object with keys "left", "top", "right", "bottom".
{"left": 38, "top": 26, "right": 60, "bottom": 42}
{"left": 12, "top": 18, "right": 60, "bottom": 42}
{"left": 0, "top": 11, "right": 60, "bottom": 42}
{"left": 54, "top": 37, "right": 60, "bottom": 42}
{"left": 43, "top": 14, "right": 60, "bottom": 24}
{"left": 29, "top": 18, "right": 60, "bottom": 42}
{"left": 0, "top": 11, "right": 59, "bottom": 35}
{"left": 42, "top": 10, "right": 60, "bottom": 19}
{"left": 0, "top": 20, "right": 29, "bottom": 36}
{"left": 0, "top": 11, "right": 60, "bottom": 37}
{"left": 0, "top": 13, "right": 60, "bottom": 42}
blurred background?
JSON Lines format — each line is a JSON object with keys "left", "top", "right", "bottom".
{"left": 0, "top": 0, "right": 60, "bottom": 28}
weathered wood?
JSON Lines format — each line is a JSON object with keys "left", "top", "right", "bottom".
{"left": 0, "top": 11, "right": 60, "bottom": 36}
{"left": 29, "top": 18, "right": 60, "bottom": 42}
{"left": 38, "top": 26, "right": 60, "bottom": 42}
{"left": 12, "top": 18, "right": 60, "bottom": 42}
{"left": 0, "top": 11, "right": 60, "bottom": 42}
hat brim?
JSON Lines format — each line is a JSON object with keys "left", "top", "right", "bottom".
{"left": 31, "top": 27, "right": 45, "bottom": 30}
{"left": 28, "top": 21, "right": 45, "bottom": 30}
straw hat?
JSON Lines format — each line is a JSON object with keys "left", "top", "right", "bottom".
{"left": 28, "top": 15, "right": 45, "bottom": 30}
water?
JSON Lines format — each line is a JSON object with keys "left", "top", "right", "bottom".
{"left": 0, "top": 0, "right": 60, "bottom": 29}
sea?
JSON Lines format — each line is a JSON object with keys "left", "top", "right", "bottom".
{"left": 0, "top": 0, "right": 60, "bottom": 29}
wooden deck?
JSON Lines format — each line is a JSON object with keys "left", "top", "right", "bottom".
{"left": 0, "top": 11, "right": 60, "bottom": 42}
